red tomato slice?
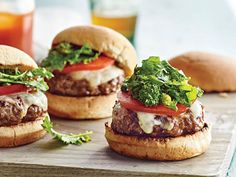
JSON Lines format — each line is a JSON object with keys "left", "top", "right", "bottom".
{"left": 60, "top": 55, "right": 115, "bottom": 74}
{"left": 117, "top": 92, "right": 187, "bottom": 116}
{"left": 0, "top": 84, "right": 28, "bottom": 96}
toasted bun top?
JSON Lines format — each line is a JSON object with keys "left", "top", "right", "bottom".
{"left": 169, "top": 51, "right": 236, "bottom": 92}
{"left": 0, "top": 45, "right": 37, "bottom": 71}
{"left": 52, "top": 25, "right": 137, "bottom": 76}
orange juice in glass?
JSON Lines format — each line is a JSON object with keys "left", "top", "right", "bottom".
{"left": 90, "top": 0, "right": 139, "bottom": 45}
{"left": 0, "top": 0, "right": 35, "bottom": 56}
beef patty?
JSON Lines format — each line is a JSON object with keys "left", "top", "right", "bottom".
{"left": 0, "top": 96, "right": 46, "bottom": 126}
{"left": 111, "top": 102, "right": 205, "bottom": 138}
{"left": 47, "top": 73, "right": 124, "bottom": 97}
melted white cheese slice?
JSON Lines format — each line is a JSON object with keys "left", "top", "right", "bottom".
{"left": 190, "top": 99, "right": 202, "bottom": 119}
{"left": 160, "top": 121, "right": 174, "bottom": 131}
{"left": 0, "top": 91, "right": 47, "bottom": 118}
{"left": 136, "top": 111, "right": 175, "bottom": 134}
{"left": 69, "top": 65, "right": 124, "bottom": 88}
{"left": 136, "top": 112, "right": 161, "bottom": 134}
{"left": 20, "top": 91, "right": 48, "bottom": 111}
{"left": 136, "top": 100, "right": 203, "bottom": 134}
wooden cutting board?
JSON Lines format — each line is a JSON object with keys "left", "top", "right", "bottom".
{"left": 0, "top": 93, "right": 236, "bottom": 177}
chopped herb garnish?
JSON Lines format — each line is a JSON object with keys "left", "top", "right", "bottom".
{"left": 41, "top": 42, "right": 100, "bottom": 71}
{"left": 121, "top": 56, "right": 203, "bottom": 110}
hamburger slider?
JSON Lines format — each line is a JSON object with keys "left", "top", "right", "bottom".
{"left": 105, "top": 56, "right": 211, "bottom": 160}
{"left": 41, "top": 25, "right": 137, "bottom": 119}
{"left": 0, "top": 45, "right": 53, "bottom": 147}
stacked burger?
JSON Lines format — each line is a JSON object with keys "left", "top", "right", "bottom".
{"left": 105, "top": 56, "right": 211, "bottom": 160}
{"left": 0, "top": 45, "right": 52, "bottom": 147}
{"left": 41, "top": 25, "right": 137, "bottom": 119}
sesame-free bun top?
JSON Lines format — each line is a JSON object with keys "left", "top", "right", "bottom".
{"left": 169, "top": 51, "right": 236, "bottom": 92}
{"left": 0, "top": 45, "right": 37, "bottom": 71}
{"left": 52, "top": 25, "right": 137, "bottom": 76}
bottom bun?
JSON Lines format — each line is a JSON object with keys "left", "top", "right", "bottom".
{"left": 105, "top": 123, "right": 211, "bottom": 160}
{"left": 0, "top": 116, "right": 46, "bottom": 148}
{"left": 46, "top": 92, "right": 117, "bottom": 119}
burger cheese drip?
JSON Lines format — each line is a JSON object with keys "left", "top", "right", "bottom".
{"left": 0, "top": 90, "right": 48, "bottom": 126}
{"left": 0, "top": 91, "right": 47, "bottom": 118}
{"left": 190, "top": 100, "right": 203, "bottom": 119}
{"left": 136, "top": 100, "right": 203, "bottom": 134}
{"left": 17, "top": 91, "right": 48, "bottom": 116}
{"left": 69, "top": 65, "right": 124, "bottom": 88}
{"left": 137, "top": 112, "right": 164, "bottom": 134}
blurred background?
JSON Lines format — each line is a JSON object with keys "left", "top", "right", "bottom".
{"left": 1, "top": 0, "right": 236, "bottom": 62}
{"left": 35, "top": 0, "right": 236, "bottom": 62}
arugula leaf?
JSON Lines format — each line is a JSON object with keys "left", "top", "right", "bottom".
{"left": 0, "top": 68, "right": 53, "bottom": 91}
{"left": 121, "top": 56, "right": 203, "bottom": 110}
{"left": 42, "top": 116, "right": 92, "bottom": 145}
{"left": 41, "top": 42, "right": 100, "bottom": 72}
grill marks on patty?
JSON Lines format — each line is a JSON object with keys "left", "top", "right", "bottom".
{"left": 47, "top": 73, "right": 124, "bottom": 97}
{"left": 111, "top": 102, "right": 205, "bottom": 138}
{"left": 0, "top": 97, "right": 46, "bottom": 126}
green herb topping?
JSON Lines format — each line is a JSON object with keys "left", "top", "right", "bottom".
{"left": 42, "top": 116, "right": 92, "bottom": 145}
{"left": 121, "top": 56, "right": 203, "bottom": 110}
{"left": 41, "top": 42, "right": 100, "bottom": 72}
{"left": 0, "top": 68, "right": 53, "bottom": 91}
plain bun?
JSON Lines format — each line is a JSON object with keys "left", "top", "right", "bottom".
{"left": 105, "top": 123, "right": 211, "bottom": 160}
{"left": 169, "top": 51, "right": 236, "bottom": 92}
{"left": 0, "top": 116, "right": 46, "bottom": 147}
{"left": 52, "top": 25, "right": 137, "bottom": 76}
{"left": 46, "top": 92, "right": 117, "bottom": 119}
{"left": 0, "top": 45, "right": 37, "bottom": 71}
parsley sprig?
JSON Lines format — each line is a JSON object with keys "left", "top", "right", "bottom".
{"left": 121, "top": 56, "right": 203, "bottom": 110}
{"left": 0, "top": 68, "right": 53, "bottom": 91}
{"left": 42, "top": 116, "right": 92, "bottom": 145}
{"left": 41, "top": 42, "right": 100, "bottom": 72}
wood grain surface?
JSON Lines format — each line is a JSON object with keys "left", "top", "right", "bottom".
{"left": 0, "top": 93, "right": 236, "bottom": 177}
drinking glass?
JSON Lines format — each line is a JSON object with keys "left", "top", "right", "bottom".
{"left": 89, "top": 0, "right": 139, "bottom": 45}
{"left": 0, "top": 0, "right": 35, "bottom": 56}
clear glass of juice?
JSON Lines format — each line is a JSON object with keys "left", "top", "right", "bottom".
{"left": 0, "top": 0, "right": 35, "bottom": 56}
{"left": 89, "top": 0, "right": 139, "bottom": 45}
